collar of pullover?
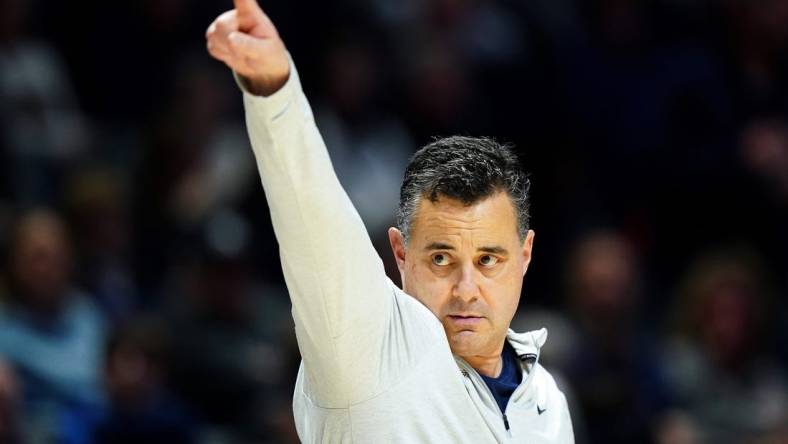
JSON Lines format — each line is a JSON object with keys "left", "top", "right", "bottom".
{"left": 506, "top": 327, "right": 547, "bottom": 368}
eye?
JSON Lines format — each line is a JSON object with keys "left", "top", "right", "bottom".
{"left": 432, "top": 253, "right": 450, "bottom": 266}
{"left": 479, "top": 255, "right": 499, "bottom": 267}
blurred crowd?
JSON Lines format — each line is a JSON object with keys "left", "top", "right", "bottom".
{"left": 0, "top": 0, "right": 786, "bottom": 442}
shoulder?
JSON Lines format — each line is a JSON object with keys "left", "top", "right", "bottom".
{"left": 534, "top": 363, "right": 561, "bottom": 389}
{"left": 531, "top": 364, "right": 575, "bottom": 440}
{"left": 532, "top": 363, "right": 572, "bottom": 416}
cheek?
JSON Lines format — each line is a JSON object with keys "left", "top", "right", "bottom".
{"left": 405, "top": 261, "right": 453, "bottom": 317}
{"left": 483, "top": 267, "right": 523, "bottom": 316}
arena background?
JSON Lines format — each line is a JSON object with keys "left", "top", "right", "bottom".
{"left": 0, "top": 0, "right": 786, "bottom": 442}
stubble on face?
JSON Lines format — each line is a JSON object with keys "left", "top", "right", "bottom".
{"left": 399, "top": 192, "right": 532, "bottom": 361}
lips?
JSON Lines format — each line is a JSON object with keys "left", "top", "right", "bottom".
{"left": 447, "top": 315, "right": 483, "bottom": 327}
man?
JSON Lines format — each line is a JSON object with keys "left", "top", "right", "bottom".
{"left": 0, "top": 210, "right": 106, "bottom": 431}
{"left": 205, "top": 1, "right": 574, "bottom": 442}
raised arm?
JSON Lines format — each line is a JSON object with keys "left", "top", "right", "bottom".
{"left": 206, "top": 0, "right": 395, "bottom": 406}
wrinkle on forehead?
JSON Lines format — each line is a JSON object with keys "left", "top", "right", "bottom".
{"left": 410, "top": 192, "right": 519, "bottom": 246}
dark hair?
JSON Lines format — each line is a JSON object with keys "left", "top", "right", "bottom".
{"left": 396, "top": 136, "right": 531, "bottom": 243}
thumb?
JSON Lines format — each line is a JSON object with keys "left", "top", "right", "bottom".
{"left": 233, "top": 0, "right": 265, "bottom": 32}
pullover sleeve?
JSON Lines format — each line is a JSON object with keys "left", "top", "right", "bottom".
{"left": 240, "top": 58, "right": 396, "bottom": 407}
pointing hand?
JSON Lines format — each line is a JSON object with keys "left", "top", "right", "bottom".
{"left": 206, "top": 0, "right": 290, "bottom": 96}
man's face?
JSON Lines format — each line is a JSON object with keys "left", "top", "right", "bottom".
{"left": 12, "top": 213, "right": 71, "bottom": 313}
{"left": 388, "top": 192, "right": 535, "bottom": 359}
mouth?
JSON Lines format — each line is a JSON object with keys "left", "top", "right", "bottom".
{"left": 447, "top": 314, "right": 484, "bottom": 327}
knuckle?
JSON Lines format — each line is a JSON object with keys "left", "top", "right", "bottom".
{"left": 217, "top": 10, "right": 236, "bottom": 28}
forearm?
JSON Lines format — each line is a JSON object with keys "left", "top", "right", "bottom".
{"left": 241, "top": 59, "right": 392, "bottom": 404}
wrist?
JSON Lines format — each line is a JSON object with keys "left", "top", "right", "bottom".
{"left": 239, "top": 69, "right": 290, "bottom": 96}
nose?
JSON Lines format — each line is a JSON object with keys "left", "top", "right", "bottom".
{"left": 452, "top": 263, "right": 480, "bottom": 303}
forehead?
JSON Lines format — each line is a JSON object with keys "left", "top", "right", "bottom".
{"left": 410, "top": 192, "right": 520, "bottom": 246}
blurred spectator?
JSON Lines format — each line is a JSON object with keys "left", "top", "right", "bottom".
{"left": 654, "top": 409, "right": 700, "bottom": 444}
{"left": 558, "top": 229, "right": 670, "bottom": 443}
{"left": 0, "top": 209, "right": 106, "bottom": 439}
{"left": 150, "top": 54, "right": 253, "bottom": 227}
{"left": 403, "top": 37, "right": 477, "bottom": 139}
{"left": 315, "top": 41, "right": 413, "bottom": 235}
{"left": 740, "top": 118, "right": 788, "bottom": 202}
{"left": 0, "top": 358, "right": 22, "bottom": 444}
{"left": 90, "top": 318, "right": 194, "bottom": 444}
{"left": 0, "top": 0, "right": 91, "bottom": 205}
{"left": 133, "top": 53, "right": 254, "bottom": 293}
{"left": 664, "top": 247, "right": 788, "bottom": 443}
{"left": 164, "top": 214, "right": 298, "bottom": 442}
{"left": 66, "top": 167, "right": 138, "bottom": 323}
{"left": 720, "top": 0, "right": 788, "bottom": 112}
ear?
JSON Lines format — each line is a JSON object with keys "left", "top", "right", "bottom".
{"left": 388, "top": 227, "right": 407, "bottom": 273}
{"left": 521, "top": 230, "right": 535, "bottom": 276}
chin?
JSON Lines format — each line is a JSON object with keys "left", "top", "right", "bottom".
{"left": 445, "top": 329, "right": 484, "bottom": 355}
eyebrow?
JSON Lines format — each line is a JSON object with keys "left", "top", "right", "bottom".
{"left": 424, "top": 242, "right": 454, "bottom": 251}
{"left": 424, "top": 242, "right": 509, "bottom": 255}
{"left": 479, "top": 246, "right": 509, "bottom": 255}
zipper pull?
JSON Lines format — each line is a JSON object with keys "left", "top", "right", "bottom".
{"left": 503, "top": 414, "right": 510, "bottom": 431}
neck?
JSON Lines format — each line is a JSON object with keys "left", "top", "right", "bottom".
{"left": 464, "top": 351, "right": 504, "bottom": 378}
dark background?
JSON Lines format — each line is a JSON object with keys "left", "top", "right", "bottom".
{"left": 0, "top": 0, "right": 786, "bottom": 442}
